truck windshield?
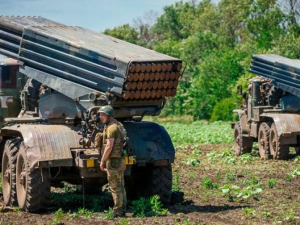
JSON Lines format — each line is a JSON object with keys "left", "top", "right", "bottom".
{"left": 0, "top": 65, "right": 17, "bottom": 88}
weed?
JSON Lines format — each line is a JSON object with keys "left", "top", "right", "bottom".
{"left": 262, "top": 211, "right": 271, "bottom": 218}
{"left": 207, "top": 152, "right": 219, "bottom": 162}
{"left": 224, "top": 172, "right": 237, "bottom": 182}
{"left": 283, "top": 210, "right": 300, "bottom": 222}
{"left": 77, "top": 208, "right": 92, "bottom": 218}
{"left": 221, "top": 149, "right": 233, "bottom": 158}
{"left": 130, "top": 195, "right": 168, "bottom": 217}
{"left": 201, "top": 176, "right": 219, "bottom": 189}
{"left": 220, "top": 184, "right": 240, "bottom": 202}
{"left": 294, "top": 155, "right": 300, "bottom": 162}
{"left": 104, "top": 207, "right": 114, "bottom": 220}
{"left": 187, "top": 171, "right": 197, "bottom": 179}
{"left": 291, "top": 166, "right": 300, "bottom": 178}
{"left": 245, "top": 176, "right": 260, "bottom": 186}
{"left": 220, "top": 184, "right": 262, "bottom": 202}
{"left": 238, "top": 185, "right": 262, "bottom": 201}
{"left": 186, "top": 158, "right": 200, "bottom": 167}
{"left": 242, "top": 207, "right": 255, "bottom": 217}
{"left": 66, "top": 210, "right": 79, "bottom": 220}
{"left": 183, "top": 218, "right": 195, "bottom": 225}
{"left": 286, "top": 174, "right": 293, "bottom": 182}
{"left": 216, "top": 171, "right": 222, "bottom": 181}
{"left": 173, "top": 173, "right": 182, "bottom": 191}
{"left": 192, "top": 149, "right": 202, "bottom": 156}
{"left": 267, "top": 178, "right": 277, "bottom": 189}
{"left": 239, "top": 153, "right": 255, "bottom": 164}
{"left": 118, "top": 218, "right": 130, "bottom": 225}
{"left": 51, "top": 208, "right": 64, "bottom": 225}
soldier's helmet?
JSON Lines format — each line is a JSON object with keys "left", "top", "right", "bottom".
{"left": 98, "top": 105, "right": 114, "bottom": 116}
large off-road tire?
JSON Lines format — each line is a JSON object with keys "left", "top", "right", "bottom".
{"left": 269, "top": 123, "right": 289, "bottom": 160}
{"left": 258, "top": 122, "right": 271, "bottom": 159}
{"left": 2, "top": 139, "right": 20, "bottom": 206}
{"left": 149, "top": 164, "right": 172, "bottom": 205}
{"left": 295, "top": 147, "right": 300, "bottom": 155}
{"left": 128, "top": 164, "right": 172, "bottom": 205}
{"left": 16, "top": 143, "right": 51, "bottom": 212}
{"left": 234, "top": 122, "right": 253, "bottom": 156}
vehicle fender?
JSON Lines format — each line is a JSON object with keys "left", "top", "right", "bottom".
{"left": 1, "top": 124, "right": 82, "bottom": 168}
{"left": 123, "top": 121, "right": 175, "bottom": 163}
{"left": 260, "top": 113, "right": 300, "bottom": 137}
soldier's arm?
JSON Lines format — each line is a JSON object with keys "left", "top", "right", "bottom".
{"left": 100, "top": 138, "right": 115, "bottom": 171}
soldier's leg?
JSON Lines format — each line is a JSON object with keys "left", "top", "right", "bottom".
{"left": 107, "top": 159, "right": 126, "bottom": 216}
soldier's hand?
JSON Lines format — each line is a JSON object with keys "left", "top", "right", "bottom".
{"left": 100, "top": 161, "right": 106, "bottom": 171}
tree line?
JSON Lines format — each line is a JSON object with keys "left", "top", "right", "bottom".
{"left": 104, "top": 0, "right": 300, "bottom": 121}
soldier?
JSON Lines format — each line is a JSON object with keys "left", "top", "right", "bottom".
{"left": 98, "top": 105, "right": 127, "bottom": 217}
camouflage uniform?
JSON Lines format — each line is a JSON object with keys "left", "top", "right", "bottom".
{"left": 102, "top": 119, "right": 127, "bottom": 216}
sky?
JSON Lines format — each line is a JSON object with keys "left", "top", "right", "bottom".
{"left": 0, "top": 0, "right": 218, "bottom": 59}
{"left": 0, "top": 0, "right": 196, "bottom": 32}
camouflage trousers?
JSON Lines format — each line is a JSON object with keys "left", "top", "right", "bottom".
{"left": 106, "top": 158, "right": 127, "bottom": 215}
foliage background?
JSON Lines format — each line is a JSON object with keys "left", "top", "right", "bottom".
{"left": 104, "top": 0, "right": 300, "bottom": 121}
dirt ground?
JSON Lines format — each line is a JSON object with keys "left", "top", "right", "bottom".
{"left": 1, "top": 143, "right": 300, "bottom": 225}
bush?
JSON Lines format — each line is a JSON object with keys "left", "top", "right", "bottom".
{"left": 210, "top": 98, "right": 236, "bottom": 122}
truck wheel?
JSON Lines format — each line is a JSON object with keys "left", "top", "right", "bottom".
{"left": 269, "top": 123, "right": 289, "bottom": 160}
{"left": 150, "top": 164, "right": 172, "bottom": 205}
{"left": 234, "top": 122, "right": 253, "bottom": 156}
{"left": 16, "top": 143, "right": 51, "bottom": 212}
{"left": 258, "top": 122, "right": 271, "bottom": 159}
{"left": 2, "top": 139, "right": 20, "bottom": 206}
{"left": 295, "top": 147, "right": 300, "bottom": 155}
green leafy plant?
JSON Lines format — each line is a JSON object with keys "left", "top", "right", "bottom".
{"left": 216, "top": 171, "right": 222, "bottom": 181}
{"left": 239, "top": 153, "right": 255, "bottom": 164}
{"left": 130, "top": 195, "right": 168, "bottom": 217}
{"left": 104, "top": 207, "right": 114, "bottom": 220}
{"left": 51, "top": 208, "right": 64, "bottom": 225}
{"left": 220, "top": 183, "right": 262, "bottom": 202}
{"left": 245, "top": 176, "right": 260, "bottom": 186}
{"left": 192, "top": 149, "right": 202, "bottom": 156}
{"left": 224, "top": 172, "right": 237, "bottom": 182}
{"left": 118, "top": 218, "right": 130, "bottom": 225}
{"left": 291, "top": 166, "right": 300, "bottom": 178}
{"left": 294, "top": 155, "right": 300, "bottom": 162}
{"left": 201, "top": 176, "right": 219, "bottom": 189}
{"left": 242, "top": 207, "right": 256, "bottom": 217}
{"left": 220, "top": 184, "right": 241, "bottom": 202}
{"left": 186, "top": 158, "right": 200, "bottom": 167}
{"left": 173, "top": 172, "right": 182, "bottom": 192}
{"left": 207, "top": 152, "right": 220, "bottom": 162}
{"left": 267, "top": 178, "right": 277, "bottom": 189}
{"left": 77, "top": 208, "right": 92, "bottom": 218}
{"left": 262, "top": 211, "right": 271, "bottom": 218}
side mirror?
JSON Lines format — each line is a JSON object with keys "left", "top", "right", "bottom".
{"left": 237, "top": 85, "right": 243, "bottom": 95}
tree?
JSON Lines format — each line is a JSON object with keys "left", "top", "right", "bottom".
{"left": 103, "top": 24, "right": 139, "bottom": 44}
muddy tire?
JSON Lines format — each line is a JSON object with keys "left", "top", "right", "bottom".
{"left": 269, "top": 123, "right": 289, "bottom": 160}
{"left": 2, "top": 139, "right": 20, "bottom": 206}
{"left": 258, "top": 122, "right": 271, "bottom": 159}
{"left": 16, "top": 143, "right": 51, "bottom": 212}
{"left": 149, "top": 164, "right": 172, "bottom": 205}
{"left": 234, "top": 122, "right": 253, "bottom": 156}
{"left": 129, "top": 164, "right": 172, "bottom": 205}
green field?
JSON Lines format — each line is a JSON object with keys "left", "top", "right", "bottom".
{"left": 1, "top": 120, "right": 300, "bottom": 224}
